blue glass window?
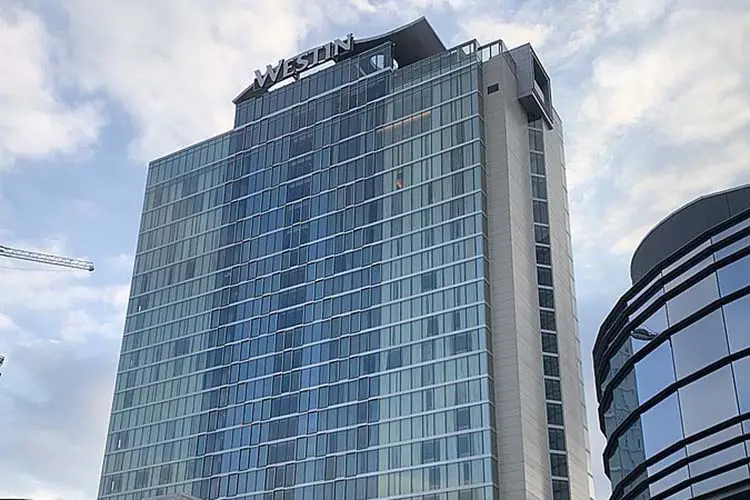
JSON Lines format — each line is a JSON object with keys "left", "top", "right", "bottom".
{"left": 670, "top": 310, "right": 728, "bottom": 378}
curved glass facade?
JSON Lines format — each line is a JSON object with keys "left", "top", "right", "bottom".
{"left": 594, "top": 210, "right": 750, "bottom": 500}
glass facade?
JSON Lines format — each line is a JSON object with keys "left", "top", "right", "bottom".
{"left": 594, "top": 210, "right": 750, "bottom": 500}
{"left": 98, "top": 39, "right": 502, "bottom": 500}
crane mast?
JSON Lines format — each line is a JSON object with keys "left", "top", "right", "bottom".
{"left": 0, "top": 244, "right": 95, "bottom": 378}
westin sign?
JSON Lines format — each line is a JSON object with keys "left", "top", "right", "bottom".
{"left": 253, "top": 34, "right": 355, "bottom": 91}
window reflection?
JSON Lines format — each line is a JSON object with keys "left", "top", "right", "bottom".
{"left": 717, "top": 254, "right": 750, "bottom": 296}
{"left": 714, "top": 234, "right": 750, "bottom": 260}
{"left": 629, "top": 286, "right": 664, "bottom": 326}
{"left": 691, "top": 463, "right": 749, "bottom": 497}
{"left": 687, "top": 424, "right": 743, "bottom": 459}
{"left": 603, "top": 338, "right": 636, "bottom": 393}
{"left": 679, "top": 366, "right": 739, "bottom": 437}
{"left": 634, "top": 340, "right": 676, "bottom": 404}
{"left": 609, "top": 428, "right": 645, "bottom": 489}
{"left": 723, "top": 295, "right": 750, "bottom": 352}
{"left": 662, "top": 240, "right": 711, "bottom": 280}
{"left": 599, "top": 222, "right": 750, "bottom": 500}
{"left": 631, "top": 306, "right": 668, "bottom": 353}
{"left": 670, "top": 310, "right": 728, "bottom": 378}
{"left": 666, "top": 272, "right": 719, "bottom": 325}
{"left": 648, "top": 465, "right": 690, "bottom": 498}
{"left": 605, "top": 369, "right": 639, "bottom": 438}
{"left": 641, "top": 393, "right": 683, "bottom": 459}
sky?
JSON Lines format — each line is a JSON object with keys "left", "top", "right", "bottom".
{"left": 0, "top": 0, "right": 748, "bottom": 498}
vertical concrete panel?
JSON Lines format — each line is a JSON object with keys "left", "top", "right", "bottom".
{"left": 544, "top": 119, "right": 594, "bottom": 500}
{"left": 482, "top": 55, "right": 526, "bottom": 499}
{"left": 484, "top": 54, "right": 551, "bottom": 500}
{"left": 483, "top": 48, "right": 592, "bottom": 500}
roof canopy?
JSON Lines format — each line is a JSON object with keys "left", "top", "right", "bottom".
{"left": 337, "top": 17, "right": 445, "bottom": 67}
{"left": 233, "top": 17, "right": 445, "bottom": 104}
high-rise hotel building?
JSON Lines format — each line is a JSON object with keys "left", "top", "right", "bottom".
{"left": 97, "top": 18, "right": 593, "bottom": 500}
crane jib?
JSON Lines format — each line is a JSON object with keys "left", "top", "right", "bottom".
{"left": 0, "top": 244, "right": 95, "bottom": 271}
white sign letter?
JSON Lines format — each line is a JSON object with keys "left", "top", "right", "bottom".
{"left": 332, "top": 33, "right": 354, "bottom": 57}
{"left": 254, "top": 60, "right": 283, "bottom": 89}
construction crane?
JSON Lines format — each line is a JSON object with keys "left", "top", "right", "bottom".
{"left": 0, "top": 244, "right": 95, "bottom": 272}
{"left": 0, "top": 245, "right": 95, "bottom": 378}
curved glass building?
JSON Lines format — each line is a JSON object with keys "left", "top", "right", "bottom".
{"left": 594, "top": 185, "right": 750, "bottom": 500}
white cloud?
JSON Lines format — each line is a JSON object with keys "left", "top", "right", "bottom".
{"left": 105, "top": 253, "right": 134, "bottom": 274}
{"left": 0, "top": 341, "right": 116, "bottom": 500}
{"left": 603, "top": 0, "right": 673, "bottom": 32}
{"left": 453, "top": 0, "right": 615, "bottom": 66}
{"left": 579, "top": 7, "right": 750, "bottom": 142}
{"left": 607, "top": 137, "right": 750, "bottom": 256}
{"left": 55, "top": 0, "right": 352, "bottom": 163}
{"left": 0, "top": 238, "right": 129, "bottom": 337}
{"left": 457, "top": 17, "right": 550, "bottom": 48}
{"left": 0, "top": 312, "right": 18, "bottom": 331}
{"left": 0, "top": 238, "right": 126, "bottom": 497}
{"left": 0, "top": 4, "right": 103, "bottom": 169}
{"left": 54, "top": 1, "right": 303, "bottom": 162}
{"left": 59, "top": 309, "right": 121, "bottom": 343}
{"left": 567, "top": 4, "right": 750, "bottom": 266}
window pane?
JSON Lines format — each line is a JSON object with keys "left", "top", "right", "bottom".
{"left": 641, "top": 393, "right": 683, "bottom": 459}
{"left": 605, "top": 369, "right": 640, "bottom": 437}
{"left": 733, "top": 357, "right": 750, "bottom": 413}
{"left": 604, "top": 339, "right": 636, "bottom": 394}
{"left": 633, "top": 340, "right": 675, "bottom": 404}
{"left": 648, "top": 466, "right": 690, "bottom": 498}
{"left": 666, "top": 273, "right": 719, "bottom": 325}
{"left": 630, "top": 306, "right": 668, "bottom": 353}
{"left": 717, "top": 254, "right": 750, "bottom": 296}
{"left": 611, "top": 424, "right": 646, "bottom": 486}
{"left": 534, "top": 225, "right": 550, "bottom": 245}
{"left": 670, "top": 310, "right": 728, "bottom": 378}
{"left": 552, "top": 479, "right": 570, "bottom": 500}
{"left": 550, "top": 453, "right": 568, "bottom": 477}
{"left": 545, "top": 379, "right": 562, "bottom": 401}
{"left": 543, "top": 355, "right": 560, "bottom": 377}
{"left": 540, "top": 310, "right": 556, "bottom": 331}
{"left": 542, "top": 332, "right": 558, "bottom": 354}
{"left": 538, "top": 288, "right": 555, "bottom": 309}
{"left": 679, "top": 365, "right": 739, "bottom": 437}
{"left": 533, "top": 201, "right": 549, "bottom": 224}
{"left": 536, "top": 246, "right": 552, "bottom": 266}
{"left": 547, "top": 403, "right": 564, "bottom": 425}
{"left": 691, "top": 461, "right": 749, "bottom": 497}
{"left": 549, "top": 428, "right": 566, "bottom": 451}
{"left": 537, "top": 267, "right": 553, "bottom": 287}
{"left": 723, "top": 295, "right": 750, "bottom": 352}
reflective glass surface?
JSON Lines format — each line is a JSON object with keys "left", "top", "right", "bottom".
{"left": 640, "top": 394, "right": 682, "bottom": 460}
{"left": 670, "top": 310, "right": 728, "bottom": 378}
{"left": 632, "top": 307, "right": 668, "bottom": 353}
{"left": 595, "top": 213, "right": 750, "bottom": 499}
{"left": 666, "top": 272, "right": 719, "bottom": 325}
{"left": 98, "top": 41, "right": 499, "bottom": 500}
{"left": 690, "top": 463, "right": 749, "bottom": 497}
{"left": 733, "top": 358, "right": 750, "bottom": 412}
{"left": 724, "top": 294, "right": 750, "bottom": 352}
{"left": 679, "top": 366, "right": 739, "bottom": 437}
{"left": 717, "top": 254, "right": 750, "bottom": 296}
{"left": 647, "top": 465, "right": 690, "bottom": 498}
{"left": 633, "top": 340, "right": 675, "bottom": 405}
